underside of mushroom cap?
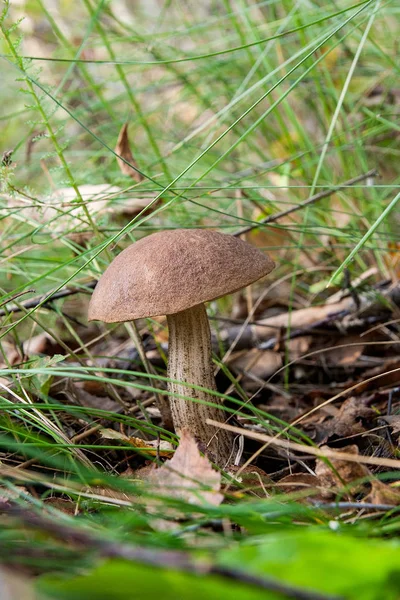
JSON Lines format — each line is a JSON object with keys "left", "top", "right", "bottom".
{"left": 88, "top": 229, "right": 275, "bottom": 322}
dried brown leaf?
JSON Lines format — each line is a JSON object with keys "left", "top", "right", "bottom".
{"left": 275, "top": 473, "right": 323, "bottom": 498}
{"left": 315, "top": 444, "right": 371, "bottom": 499}
{"left": 115, "top": 123, "right": 143, "bottom": 182}
{"left": 226, "top": 464, "right": 271, "bottom": 497}
{"left": 55, "top": 183, "right": 121, "bottom": 203}
{"left": 364, "top": 479, "right": 400, "bottom": 506}
{"left": 44, "top": 497, "right": 77, "bottom": 514}
{"left": 329, "top": 396, "right": 375, "bottom": 439}
{"left": 229, "top": 348, "right": 282, "bottom": 379}
{"left": 5, "top": 333, "right": 59, "bottom": 365}
{"left": 382, "top": 415, "right": 400, "bottom": 435}
{"left": 149, "top": 429, "right": 223, "bottom": 507}
{"left": 58, "top": 380, "right": 121, "bottom": 414}
{"left": 324, "top": 335, "right": 364, "bottom": 366}
{"left": 362, "top": 359, "right": 400, "bottom": 393}
{"left": 286, "top": 335, "right": 312, "bottom": 359}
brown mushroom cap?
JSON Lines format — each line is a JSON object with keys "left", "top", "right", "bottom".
{"left": 88, "top": 229, "right": 275, "bottom": 322}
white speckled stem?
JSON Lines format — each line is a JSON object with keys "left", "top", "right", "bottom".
{"left": 167, "top": 304, "right": 233, "bottom": 466}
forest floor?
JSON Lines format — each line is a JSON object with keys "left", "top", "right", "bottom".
{"left": 1, "top": 1, "right": 400, "bottom": 598}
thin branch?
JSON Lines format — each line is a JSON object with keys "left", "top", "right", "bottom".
{"left": 312, "top": 502, "right": 399, "bottom": 511}
{"left": 0, "top": 281, "right": 96, "bottom": 317}
{"left": 206, "top": 419, "right": 400, "bottom": 470}
{"left": 0, "top": 289, "right": 35, "bottom": 308}
{"left": 211, "top": 565, "right": 343, "bottom": 600}
{"left": 258, "top": 313, "right": 383, "bottom": 350}
{"left": 233, "top": 169, "right": 378, "bottom": 237}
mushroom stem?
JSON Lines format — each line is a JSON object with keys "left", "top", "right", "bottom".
{"left": 167, "top": 303, "right": 234, "bottom": 466}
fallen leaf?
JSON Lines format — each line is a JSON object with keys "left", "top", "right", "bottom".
{"left": 364, "top": 479, "right": 400, "bottom": 506}
{"left": 56, "top": 184, "right": 160, "bottom": 225}
{"left": 286, "top": 336, "right": 312, "bottom": 359}
{"left": 381, "top": 415, "right": 400, "bottom": 435}
{"left": 6, "top": 333, "right": 60, "bottom": 364}
{"left": 324, "top": 335, "right": 365, "bottom": 366}
{"left": 315, "top": 444, "right": 371, "bottom": 499}
{"left": 117, "top": 194, "right": 160, "bottom": 217}
{"left": 3, "top": 183, "right": 161, "bottom": 246}
{"left": 115, "top": 123, "right": 143, "bottom": 182}
{"left": 361, "top": 359, "right": 400, "bottom": 392}
{"left": 55, "top": 184, "right": 160, "bottom": 220}
{"left": 55, "top": 183, "right": 122, "bottom": 203}
{"left": 149, "top": 429, "right": 223, "bottom": 508}
{"left": 226, "top": 464, "right": 271, "bottom": 497}
{"left": 275, "top": 473, "right": 324, "bottom": 498}
{"left": 329, "top": 396, "right": 375, "bottom": 439}
{"left": 148, "top": 429, "right": 223, "bottom": 516}
{"left": 228, "top": 348, "right": 282, "bottom": 379}
{"left": 140, "top": 431, "right": 224, "bottom": 530}
{"left": 55, "top": 379, "right": 121, "bottom": 414}
{"left": 4, "top": 184, "right": 120, "bottom": 244}
{"left": 44, "top": 497, "right": 78, "bottom": 514}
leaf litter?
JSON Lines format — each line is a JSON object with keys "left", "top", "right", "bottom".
{"left": 2, "top": 274, "right": 400, "bottom": 518}
{"left": 2, "top": 3, "right": 400, "bottom": 596}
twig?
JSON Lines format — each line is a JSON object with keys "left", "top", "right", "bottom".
{"left": 211, "top": 566, "right": 343, "bottom": 600}
{"left": 258, "top": 313, "right": 385, "bottom": 350}
{"left": 1, "top": 502, "right": 343, "bottom": 600}
{"left": 312, "top": 502, "right": 399, "bottom": 511}
{"left": 206, "top": 419, "right": 400, "bottom": 470}
{"left": 0, "top": 289, "right": 35, "bottom": 309}
{"left": 257, "top": 310, "right": 350, "bottom": 349}
{"left": 0, "top": 281, "right": 96, "bottom": 317}
{"left": 233, "top": 169, "right": 378, "bottom": 237}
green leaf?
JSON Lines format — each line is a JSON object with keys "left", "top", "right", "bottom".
{"left": 28, "top": 355, "right": 65, "bottom": 396}
{"left": 37, "top": 559, "right": 280, "bottom": 600}
{"left": 218, "top": 530, "right": 400, "bottom": 600}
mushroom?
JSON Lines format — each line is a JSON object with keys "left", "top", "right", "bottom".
{"left": 88, "top": 229, "right": 274, "bottom": 466}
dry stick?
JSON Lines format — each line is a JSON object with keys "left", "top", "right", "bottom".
{"left": 232, "top": 169, "right": 378, "bottom": 237}
{"left": 206, "top": 419, "right": 400, "bottom": 470}
{"left": 314, "top": 502, "right": 398, "bottom": 512}
{"left": 258, "top": 311, "right": 384, "bottom": 350}
{"left": 0, "top": 281, "right": 96, "bottom": 317}
{"left": 2, "top": 503, "right": 343, "bottom": 600}
{"left": 0, "top": 289, "right": 35, "bottom": 308}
